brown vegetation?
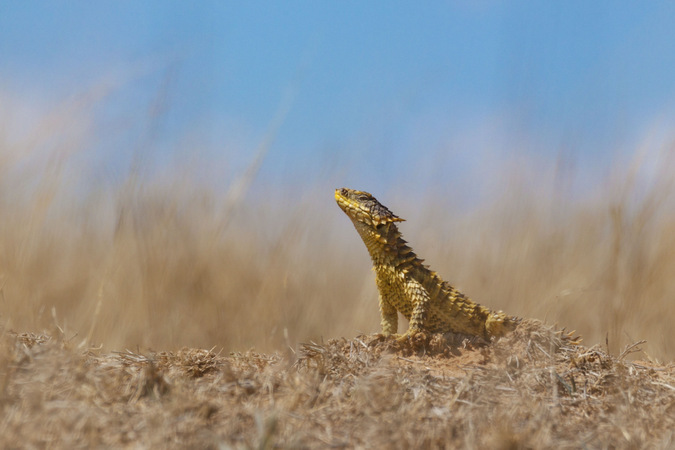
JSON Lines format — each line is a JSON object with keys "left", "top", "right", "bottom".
{"left": 1, "top": 324, "right": 673, "bottom": 448}
{"left": 2, "top": 144, "right": 675, "bottom": 358}
{"left": 2, "top": 97, "right": 675, "bottom": 446}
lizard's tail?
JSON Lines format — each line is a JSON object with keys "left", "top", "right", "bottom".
{"left": 485, "top": 311, "right": 521, "bottom": 338}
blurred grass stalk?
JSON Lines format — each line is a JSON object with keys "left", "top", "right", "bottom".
{"left": 1, "top": 95, "right": 674, "bottom": 361}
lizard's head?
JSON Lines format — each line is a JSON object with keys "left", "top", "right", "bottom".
{"left": 335, "top": 188, "right": 405, "bottom": 227}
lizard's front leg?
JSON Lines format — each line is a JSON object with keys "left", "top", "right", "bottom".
{"left": 379, "top": 294, "right": 398, "bottom": 336}
{"left": 397, "top": 279, "right": 430, "bottom": 343}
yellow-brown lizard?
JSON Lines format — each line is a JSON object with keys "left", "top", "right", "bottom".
{"left": 336, "top": 187, "right": 519, "bottom": 342}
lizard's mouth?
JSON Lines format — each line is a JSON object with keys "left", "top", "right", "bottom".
{"left": 335, "top": 188, "right": 346, "bottom": 206}
{"left": 335, "top": 188, "right": 357, "bottom": 218}
{"left": 335, "top": 188, "right": 369, "bottom": 227}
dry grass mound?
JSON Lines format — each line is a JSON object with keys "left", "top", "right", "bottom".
{"left": 1, "top": 323, "right": 673, "bottom": 449}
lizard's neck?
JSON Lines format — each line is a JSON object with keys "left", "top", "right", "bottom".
{"left": 351, "top": 220, "right": 422, "bottom": 271}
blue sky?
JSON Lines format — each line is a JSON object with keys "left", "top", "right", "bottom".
{"left": 2, "top": 2, "right": 675, "bottom": 200}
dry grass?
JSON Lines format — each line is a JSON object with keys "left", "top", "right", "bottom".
{"left": 2, "top": 96, "right": 675, "bottom": 447}
{"left": 1, "top": 324, "right": 673, "bottom": 448}
{"left": 2, "top": 145, "right": 675, "bottom": 359}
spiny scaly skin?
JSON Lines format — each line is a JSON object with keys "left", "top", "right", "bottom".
{"left": 335, "top": 187, "right": 520, "bottom": 341}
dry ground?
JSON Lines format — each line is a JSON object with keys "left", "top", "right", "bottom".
{"left": 1, "top": 321, "right": 673, "bottom": 449}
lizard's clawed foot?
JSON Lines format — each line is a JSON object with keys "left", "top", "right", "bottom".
{"left": 395, "top": 332, "right": 409, "bottom": 344}
{"left": 369, "top": 333, "right": 390, "bottom": 344}
{"left": 395, "top": 329, "right": 427, "bottom": 345}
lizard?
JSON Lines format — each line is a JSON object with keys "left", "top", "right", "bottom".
{"left": 335, "top": 187, "right": 520, "bottom": 342}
